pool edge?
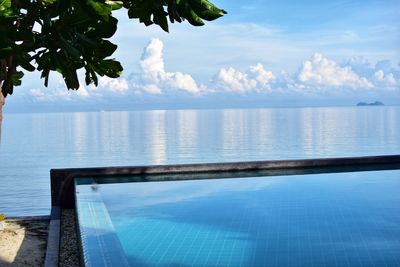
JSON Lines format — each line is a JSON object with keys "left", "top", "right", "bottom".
{"left": 48, "top": 154, "right": 400, "bottom": 267}
{"left": 74, "top": 179, "right": 130, "bottom": 267}
{"left": 51, "top": 154, "right": 400, "bottom": 209}
{"left": 44, "top": 207, "right": 60, "bottom": 267}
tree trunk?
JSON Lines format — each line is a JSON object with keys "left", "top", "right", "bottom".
{"left": 0, "top": 93, "right": 4, "bottom": 142}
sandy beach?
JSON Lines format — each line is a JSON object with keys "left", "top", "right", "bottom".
{"left": 0, "top": 219, "right": 48, "bottom": 267}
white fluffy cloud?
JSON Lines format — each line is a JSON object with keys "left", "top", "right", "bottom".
{"left": 29, "top": 82, "right": 89, "bottom": 102}
{"left": 345, "top": 58, "right": 399, "bottom": 89}
{"left": 99, "top": 76, "right": 129, "bottom": 93}
{"left": 297, "top": 53, "right": 373, "bottom": 89}
{"left": 76, "top": 83, "right": 90, "bottom": 98}
{"left": 373, "top": 70, "right": 397, "bottom": 88}
{"left": 213, "top": 63, "right": 275, "bottom": 93}
{"left": 26, "top": 40, "right": 399, "bottom": 104}
{"left": 135, "top": 38, "right": 200, "bottom": 95}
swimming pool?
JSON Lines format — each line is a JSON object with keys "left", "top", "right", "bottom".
{"left": 75, "top": 168, "right": 400, "bottom": 267}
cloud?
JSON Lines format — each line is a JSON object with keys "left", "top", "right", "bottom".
{"left": 133, "top": 38, "right": 201, "bottom": 95}
{"left": 76, "top": 83, "right": 90, "bottom": 98}
{"left": 99, "top": 77, "right": 129, "bottom": 93}
{"left": 344, "top": 57, "right": 375, "bottom": 78}
{"left": 373, "top": 70, "right": 397, "bottom": 88}
{"left": 29, "top": 88, "right": 50, "bottom": 102}
{"left": 297, "top": 53, "right": 373, "bottom": 89}
{"left": 212, "top": 64, "right": 275, "bottom": 93}
{"left": 23, "top": 40, "right": 399, "bottom": 107}
{"left": 345, "top": 57, "right": 399, "bottom": 89}
{"left": 28, "top": 80, "right": 89, "bottom": 102}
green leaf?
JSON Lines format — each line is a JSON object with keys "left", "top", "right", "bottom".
{"left": 17, "top": 56, "right": 35, "bottom": 72}
{"left": 153, "top": 9, "right": 169, "bottom": 32}
{"left": 185, "top": 9, "right": 205, "bottom": 26}
{"left": 128, "top": 1, "right": 157, "bottom": 27}
{"left": 105, "top": 0, "right": 123, "bottom": 10}
{"left": 177, "top": 0, "right": 204, "bottom": 26}
{"left": 42, "top": 0, "right": 56, "bottom": 5}
{"left": 86, "top": 0, "right": 112, "bottom": 16}
{"left": 86, "top": 16, "right": 118, "bottom": 38}
{"left": 0, "top": 47, "right": 12, "bottom": 58}
{"left": 95, "top": 59, "right": 122, "bottom": 78}
{"left": 63, "top": 69, "right": 80, "bottom": 89}
{"left": 59, "top": 37, "right": 81, "bottom": 60}
{"left": 0, "top": 0, "right": 11, "bottom": 10}
{"left": 42, "top": 69, "right": 50, "bottom": 87}
{"left": 0, "top": 0, "right": 13, "bottom": 17}
{"left": 167, "top": 1, "right": 182, "bottom": 23}
{"left": 87, "top": 63, "right": 98, "bottom": 86}
{"left": 97, "top": 40, "right": 118, "bottom": 58}
{"left": 76, "top": 33, "right": 98, "bottom": 48}
{"left": 1, "top": 0, "right": 226, "bottom": 95}
{"left": 11, "top": 71, "right": 24, "bottom": 86}
{"left": 188, "top": 0, "right": 227, "bottom": 21}
{"left": 85, "top": 68, "right": 91, "bottom": 85}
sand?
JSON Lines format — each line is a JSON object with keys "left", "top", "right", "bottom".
{"left": 0, "top": 219, "right": 48, "bottom": 267}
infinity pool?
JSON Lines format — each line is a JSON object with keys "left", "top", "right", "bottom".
{"left": 75, "top": 169, "right": 400, "bottom": 267}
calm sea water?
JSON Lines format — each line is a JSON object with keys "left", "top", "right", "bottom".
{"left": 1, "top": 106, "right": 400, "bottom": 216}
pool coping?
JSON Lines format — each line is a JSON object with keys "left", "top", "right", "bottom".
{"left": 50, "top": 155, "right": 400, "bottom": 210}
{"left": 44, "top": 207, "right": 60, "bottom": 267}
{"left": 74, "top": 178, "right": 130, "bottom": 267}
{"left": 47, "top": 154, "right": 400, "bottom": 267}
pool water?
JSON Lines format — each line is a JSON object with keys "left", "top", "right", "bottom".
{"left": 76, "top": 170, "right": 400, "bottom": 267}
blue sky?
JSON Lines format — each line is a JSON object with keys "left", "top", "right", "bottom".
{"left": 5, "top": 0, "right": 400, "bottom": 112}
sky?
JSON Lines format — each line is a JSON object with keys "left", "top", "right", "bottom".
{"left": 5, "top": 0, "right": 400, "bottom": 112}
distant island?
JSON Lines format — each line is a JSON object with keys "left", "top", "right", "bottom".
{"left": 356, "top": 101, "right": 385, "bottom": 106}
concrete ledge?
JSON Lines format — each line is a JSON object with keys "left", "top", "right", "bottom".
{"left": 44, "top": 207, "right": 60, "bottom": 267}
{"left": 51, "top": 154, "right": 400, "bottom": 209}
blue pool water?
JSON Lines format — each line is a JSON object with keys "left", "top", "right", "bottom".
{"left": 2, "top": 107, "right": 400, "bottom": 216}
{"left": 76, "top": 169, "right": 400, "bottom": 267}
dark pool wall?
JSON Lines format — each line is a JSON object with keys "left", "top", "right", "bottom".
{"left": 51, "top": 154, "right": 400, "bottom": 211}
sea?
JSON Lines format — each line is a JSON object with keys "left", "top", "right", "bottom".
{"left": 0, "top": 106, "right": 399, "bottom": 216}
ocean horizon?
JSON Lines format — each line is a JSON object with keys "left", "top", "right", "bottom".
{"left": 4, "top": 103, "right": 400, "bottom": 115}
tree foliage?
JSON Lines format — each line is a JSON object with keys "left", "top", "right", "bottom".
{"left": 0, "top": 0, "right": 226, "bottom": 97}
